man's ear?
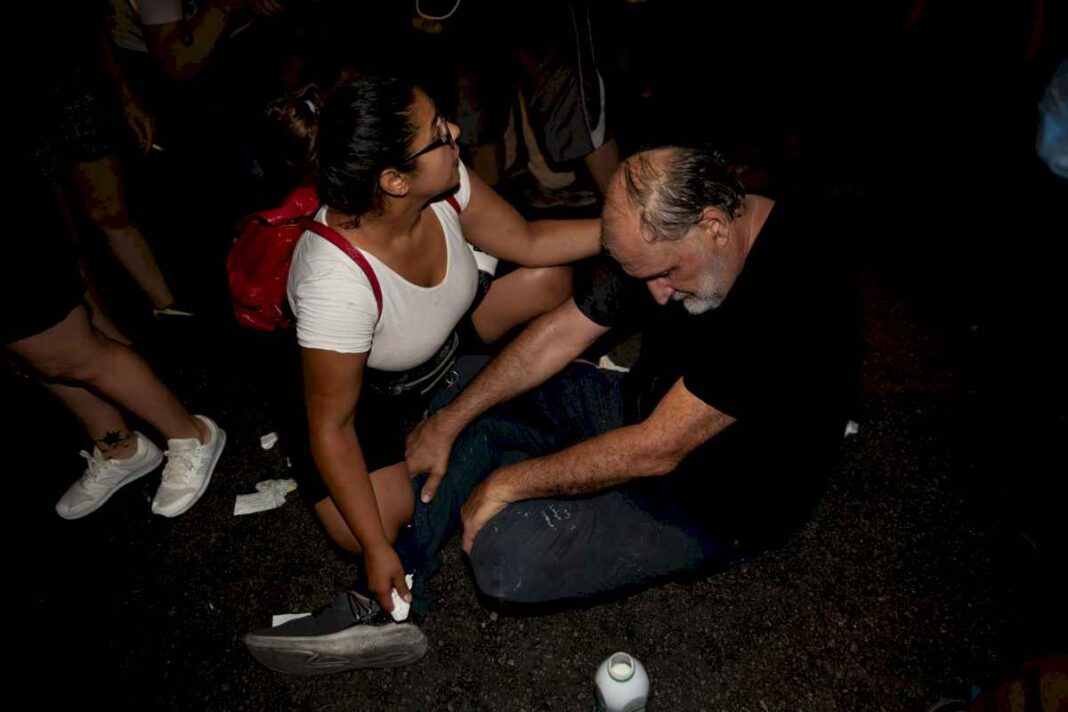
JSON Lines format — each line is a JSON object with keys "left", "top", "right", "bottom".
{"left": 699, "top": 206, "right": 730, "bottom": 245}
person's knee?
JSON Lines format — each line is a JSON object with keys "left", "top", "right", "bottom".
{"left": 469, "top": 517, "right": 551, "bottom": 604}
{"left": 31, "top": 330, "right": 111, "bottom": 383}
{"left": 74, "top": 159, "right": 131, "bottom": 228}
{"left": 469, "top": 532, "right": 523, "bottom": 603}
{"left": 526, "top": 265, "right": 572, "bottom": 305}
{"left": 87, "top": 198, "right": 130, "bottom": 229}
{"left": 315, "top": 503, "right": 364, "bottom": 555}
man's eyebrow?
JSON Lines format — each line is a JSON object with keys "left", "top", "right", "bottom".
{"left": 636, "top": 268, "right": 671, "bottom": 281}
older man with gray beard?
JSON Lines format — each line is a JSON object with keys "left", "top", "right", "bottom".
{"left": 397, "top": 145, "right": 863, "bottom": 605}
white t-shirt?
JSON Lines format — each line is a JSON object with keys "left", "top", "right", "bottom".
{"left": 107, "top": 0, "right": 187, "bottom": 53}
{"left": 287, "top": 163, "right": 478, "bottom": 372}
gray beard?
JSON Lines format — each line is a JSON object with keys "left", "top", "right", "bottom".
{"left": 677, "top": 292, "right": 724, "bottom": 314}
{"left": 673, "top": 271, "right": 726, "bottom": 314}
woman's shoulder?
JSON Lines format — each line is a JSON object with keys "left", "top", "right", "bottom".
{"left": 289, "top": 232, "right": 376, "bottom": 296}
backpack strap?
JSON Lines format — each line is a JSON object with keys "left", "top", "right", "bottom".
{"left": 259, "top": 185, "right": 320, "bottom": 225}
{"left": 299, "top": 219, "right": 383, "bottom": 325}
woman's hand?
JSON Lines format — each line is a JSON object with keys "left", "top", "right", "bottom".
{"left": 363, "top": 543, "right": 411, "bottom": 614}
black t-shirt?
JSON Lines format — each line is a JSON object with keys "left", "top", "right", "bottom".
{"left": 574, "top": 201, "right": 860, "bottom": 543}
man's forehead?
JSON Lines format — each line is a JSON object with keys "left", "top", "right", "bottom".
{"left": 604, "top": 219, "right": 670, "bottom": 278}
{"left": 602, "top": 187, "right": 640, "bottom": 238}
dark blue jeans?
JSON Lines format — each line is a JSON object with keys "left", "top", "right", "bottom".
{"left": 401, "top": 361, "right": 736, "bottom": 609}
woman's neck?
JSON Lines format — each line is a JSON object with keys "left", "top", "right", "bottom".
{"left": 326, "top": 196, "right": 428, "bottom": 250}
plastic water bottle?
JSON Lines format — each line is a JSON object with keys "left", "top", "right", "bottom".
{"left": 594, "top": 652, "right": 649, "bottom": 711}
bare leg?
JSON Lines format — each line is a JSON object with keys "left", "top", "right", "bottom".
{"left": 70, "top": 155, "right": 176, "bottom": 310}
{"left": 42, "top": 381, "right": 137, "bottom": 459}
{"left": 81, "top": 286, "right": 133, "bottom": 346}
{"left": 314, "top": 463, "right": 415, "bottom": 555}
{"left": 471, "top": 265, "right": 573, "bottom": 344}
{"left": 6, "top": 305, "right": 206, "bottom": 443}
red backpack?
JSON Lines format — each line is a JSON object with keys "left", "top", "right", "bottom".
{"left": 227, "top": 186, "right": 461, "bottom": 332}
{"left": 227, "top": 186, "right": 380, "bottom": 331}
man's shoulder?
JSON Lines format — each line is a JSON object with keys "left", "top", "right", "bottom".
{"left": 573, "top": 254, "right": 646, "bottom": 328}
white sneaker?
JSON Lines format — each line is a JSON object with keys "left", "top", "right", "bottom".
{"left": 151, "top": 415, "right": 227, "bottom": 518}
{"left": 56, "top": 433, "right": 164, "bottom": 520}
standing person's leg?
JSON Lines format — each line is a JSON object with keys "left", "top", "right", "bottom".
{"left": 42, "top": 380, "right": 138, "bottom": 460}
{"left": 7, "top": 304, "right": 225, "bottom": 517}
{"left": 54, "top": 181, "right": 134, "bottom": 345}
{"left": 36, "top": 380, "right": 165, "bottom": 519}
{"left": 81, "top": 283, "right": 133, "bottom": 345}
{"left": 518, "top": 1, "right": 616, "bottom": 199}
{"left": 70, "top": 155, "right": 182, "bottom": 313}
{"left": 9, "top": 305, "right": 201, "bottom": 441}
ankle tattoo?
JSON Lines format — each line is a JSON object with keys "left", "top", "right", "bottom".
{"left": 96, "top": 430, "right": 133, "bottom": 454}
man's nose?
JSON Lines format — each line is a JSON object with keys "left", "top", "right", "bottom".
{"left": 647, "top": 278, "right": 674, "bottom": 305}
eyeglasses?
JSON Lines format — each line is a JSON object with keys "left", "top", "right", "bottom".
{"left": 403, "top": 114, "right": 455, "bottom": 163}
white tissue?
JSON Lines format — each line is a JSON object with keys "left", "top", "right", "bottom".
{"left": 598, "top": 355, "right": 630, "bottom": 373}
{"left": 234, "top": 478, "right": 298, "bottom": 515}
{"left": 844, "top": 420, "right": 859, "bottom": 438}
{"left": 390, "top": 574, "right": 415, "bottom": 622}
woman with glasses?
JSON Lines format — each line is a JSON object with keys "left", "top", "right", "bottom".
{"left": 274, "top": 75, "right": 600, "bottom": 623}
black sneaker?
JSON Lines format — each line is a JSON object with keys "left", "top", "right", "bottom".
{"left": 244, "top": 591, "right": 427, "bottom": 676}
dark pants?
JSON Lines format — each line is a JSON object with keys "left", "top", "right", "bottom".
{"left": 401, "top": 362, "right": 737, "bottom": 609}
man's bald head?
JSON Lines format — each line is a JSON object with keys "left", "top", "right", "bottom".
{"left": 605, "top": 147, "right": 746, "bottom": 246}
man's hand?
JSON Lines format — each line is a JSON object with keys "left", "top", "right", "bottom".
{"left": 363, "top": 543, "right": 411, "bottom": 614}
{"left": 405, "top": 413, "right": 458, "bottom": 503}
{"left": 461, "top": 476, "right": 513, "bottom": 554}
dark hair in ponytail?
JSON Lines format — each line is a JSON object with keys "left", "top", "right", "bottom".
{"left": 263, "top": 84, "right": 323, "bottom": 181}
{"left": 316, "top": 76, "right": 419, "bottom": 222}
{"left": 267, "top": 75, "right": 420, "bottom": 224}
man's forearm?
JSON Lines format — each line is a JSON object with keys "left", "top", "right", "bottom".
{"left": 492, "top": 422, "right": 676, "bottom": 502}
{"left": 488, "top": 377, "right": 738, "bottom": 503}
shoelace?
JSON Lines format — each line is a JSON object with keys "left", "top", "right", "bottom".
{"left": 78, "top": 450, "right": 118, "bottom": 487}
{"left": 162, "top": 443, "right": 201, "bottom": 486}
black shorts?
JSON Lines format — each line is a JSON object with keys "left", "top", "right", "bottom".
{"left": 31, "top": 64, "right": 126, "bottom": 185}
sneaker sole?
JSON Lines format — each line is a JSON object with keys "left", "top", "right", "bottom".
{"left": 153, "top": 427, "right": 227, "bottom": 518}
{"left": 244, "top": 623, "right": 427, "bottom": 676}
{"left": 57, "top": 449, "right": 165, "bottom": 520}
